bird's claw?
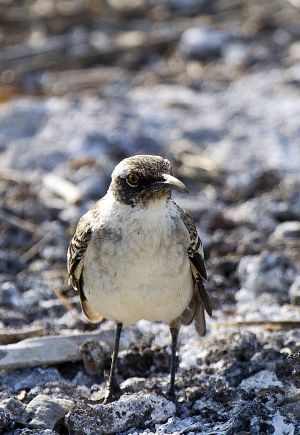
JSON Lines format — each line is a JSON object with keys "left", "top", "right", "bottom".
{"left": 103, "top": 382, "right": 121, "bottom": 404}
{"left": 166, "top": 388, "right": 176, "bottom": 402}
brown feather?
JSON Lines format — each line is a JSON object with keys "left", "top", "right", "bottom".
{"left": 189, "top": 251, "right": 207, "bottom": 281}
{"left": 78, "top": 275, "right": 102, "bottom": 323}
{"left": 181, "top": 293, "right": 198, "bottom": 325}
{"left": 195, "top": 274, "right": 212, "bottom": 317}
{"left": 67, "top": 209, "right": 102, "bottom": 323}
{"left": 176, "top": 202, "right": 212, "bottom": 319}
{"left": 67, "top": 213, "right": 92, "bottom": 279}
{"left": 194, "top": 303, "right": 206, "bottom": 336}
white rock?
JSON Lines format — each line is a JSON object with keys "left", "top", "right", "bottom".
{"left": 271, "top": 411, "right": 295, "bottom": 435}
{"left": 239, "top": 370, "right": 283, "bottom": 391}
{"left": 179, "top": 27, "right": 229, "bottom": 59}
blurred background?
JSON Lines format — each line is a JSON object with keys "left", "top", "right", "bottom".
{"left": 0, "top": 1, "right": 300, "bottom": 433}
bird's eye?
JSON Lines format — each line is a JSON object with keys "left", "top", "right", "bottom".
{"left": 126, "top": 174, "right": 139, "bottom": 187}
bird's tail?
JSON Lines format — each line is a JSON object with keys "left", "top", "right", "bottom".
{"left": 194, "top": 303, "right": 206, "bottom": 336}
{"left": 181, "top": 290, "right": 207, "bottom": 336}
{"left": 181, "top": 293, "right": 197, "bottom": 325}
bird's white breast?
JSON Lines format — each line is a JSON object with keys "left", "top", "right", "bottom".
{"left": 83, "top": 194, "right": 193, "bottom": 324}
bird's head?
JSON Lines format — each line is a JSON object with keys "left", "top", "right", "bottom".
{"left": 109, "top": 155, "right": 186, "bottom": 207}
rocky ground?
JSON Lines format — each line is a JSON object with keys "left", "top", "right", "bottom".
{"left": 0, "top": 0, "right": 300, "bottom": 434}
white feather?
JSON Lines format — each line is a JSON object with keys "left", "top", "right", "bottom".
{"left": 83, "top": 192, "right": 193, "bottom": 324}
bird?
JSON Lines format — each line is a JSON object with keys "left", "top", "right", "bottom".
{"left": 67, "top": 154, "right": 212, "bottom": 403}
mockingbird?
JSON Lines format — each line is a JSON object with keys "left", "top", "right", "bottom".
{"left": 67, "top": 154, "right": 212, "bottom": 403}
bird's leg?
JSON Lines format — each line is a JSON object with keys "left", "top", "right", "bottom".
{"left": 103, "top": 322, "right": 123, "bottom": 404}
{"left": 167, "top": 322, "right": 180, "bottom": 400}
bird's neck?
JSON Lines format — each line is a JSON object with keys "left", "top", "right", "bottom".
{"left": 104, "top": 190, "right": 171, "bottom": 216}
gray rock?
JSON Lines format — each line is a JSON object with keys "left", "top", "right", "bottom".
{"left": 66, "top": 393, "right": 176, "bottom": 434}
{"left": 0, "top": 408, "right": 15, "bottom": 432}
{"left": 0, "top": 398, "right": 27, "bottom": 425}
{"left": 26, "top": 394, "right": 73, "bottom": 429}
{"left": 157, "top": 400, "right": 296, "bottom": 435}
{"left": 179, "top": 27, "right": 230, "bottom": 59}
{"left": 0, "top": 394, "right": 73, "bottom": 430}
{"left": 214, "top": 402, "right": 282, "bottom": 435}
{"left": 0, "top": 368, "right": 63, "bottom": 394}
{"left": 238, "top": 250, "right": 296, "bottom": 298}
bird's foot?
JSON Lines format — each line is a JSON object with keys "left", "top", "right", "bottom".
{"left": 103, "top": 382, "right": 121, "bottom": 404}
{"left": 166, "top": 387, "right": 176, "bottom": 402}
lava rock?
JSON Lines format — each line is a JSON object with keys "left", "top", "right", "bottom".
{"left": 0, "top": 408, "right": 15, "bottom": 432}
{"left": 0, "top": 398, "right": 27, "bottom": 425}
{"left": 66, "top": 393, "right": 176, "bottom": 434}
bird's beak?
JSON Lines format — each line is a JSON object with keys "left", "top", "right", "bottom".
{"left": 154, "top": 174, "right": 188, "bottom": 193}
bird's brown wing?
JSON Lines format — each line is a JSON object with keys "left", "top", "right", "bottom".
{"left": 67, "top": 211, "right": 102, "bottom": 323}
{"left": 177, "top": 205, "right": 212, "bottom": 335}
